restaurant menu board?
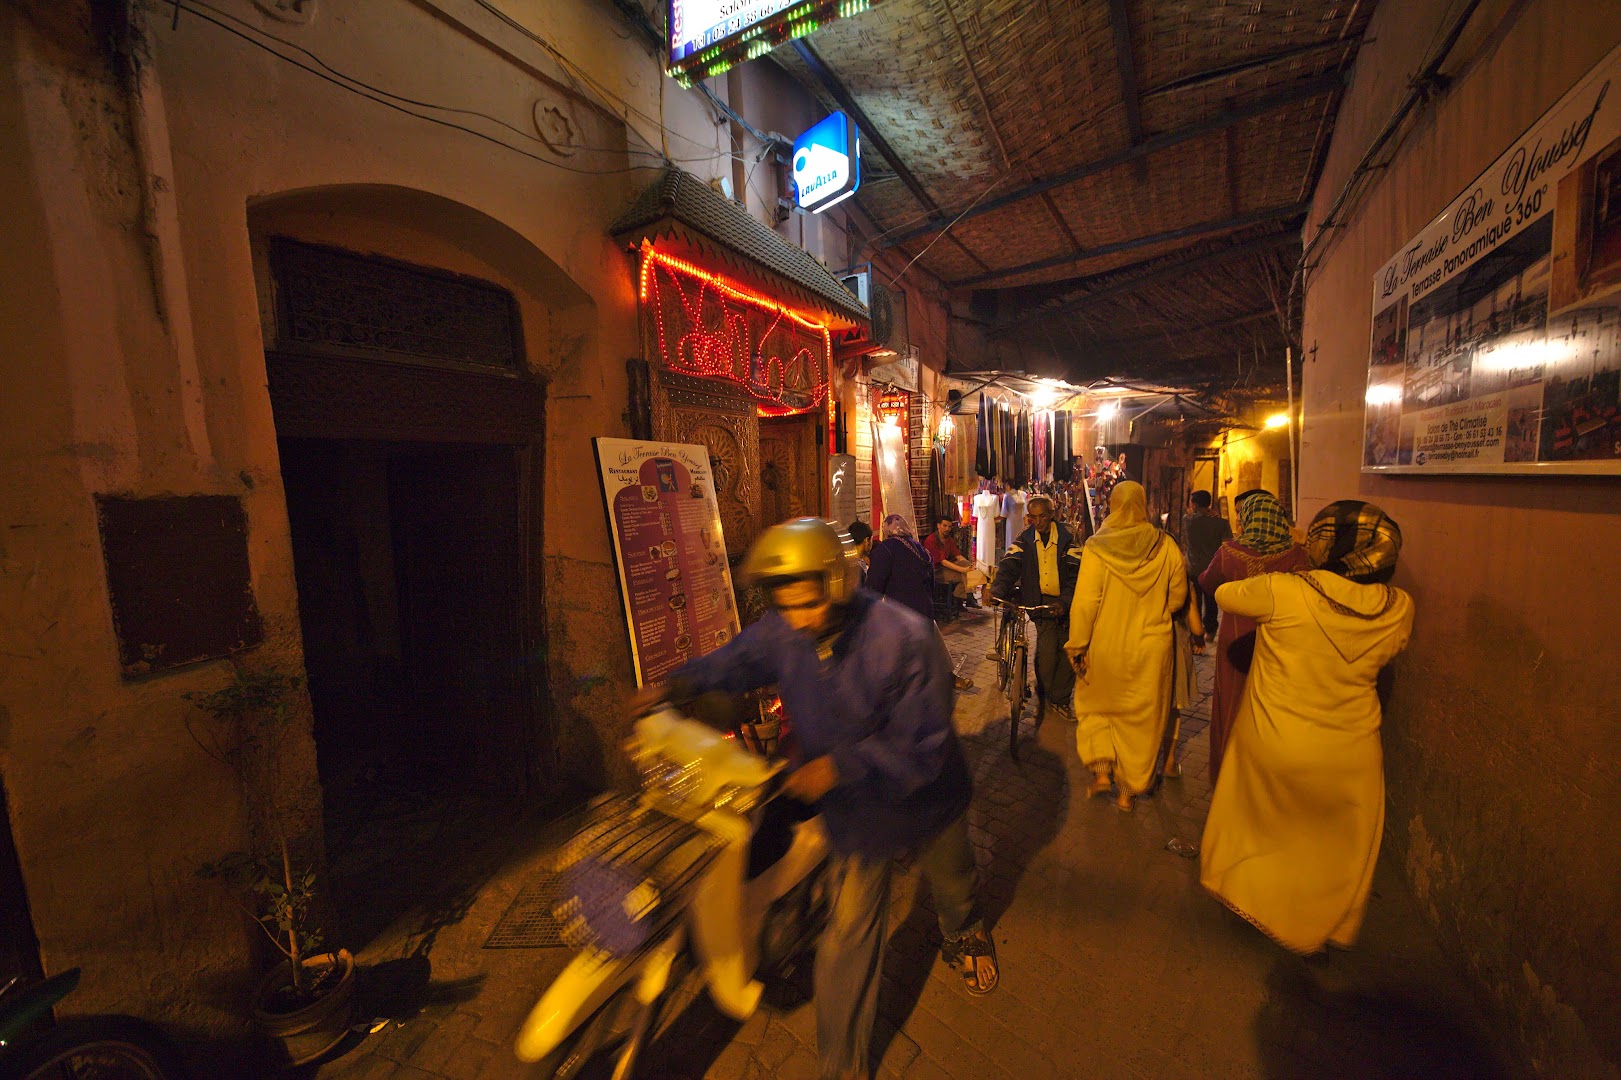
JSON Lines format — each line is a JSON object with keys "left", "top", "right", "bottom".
{"left": 1363, "top": 42, "right": 1621, "bottom": 475}
{"left": 594, "top": 438, "right": 741, "bottom": 687}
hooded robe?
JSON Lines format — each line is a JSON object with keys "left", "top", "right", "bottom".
{"left": 1064, "top": 482, "right": 1187, "bottom": 794}
{"left": 1199, "top": 570, "right": 1414, "bottom": 952}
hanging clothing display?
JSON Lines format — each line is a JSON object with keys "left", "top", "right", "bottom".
{"left": 945, "top": 413, "right": 977, "bottom": 496}
{"left": 995, "top": 405, "right": 1006, "bottom": 482}
{"left": 1053, "top": 411, "right": 1073, "bottom": 481}
{"left": 976, "top": 396, "right": 991, "bottom": 479}
{"left": 1040, "top": 412, "right": 1051, "bottom": 482}
{"left": 998, "top": 402, "right": 1011, "bottom": 480}
{"left": 926, "top": 447, "right": 956, "bottom": 526}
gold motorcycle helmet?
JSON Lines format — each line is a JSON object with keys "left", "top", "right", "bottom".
{"left": 740, "top": 518, "right": 861, "bottom": 603}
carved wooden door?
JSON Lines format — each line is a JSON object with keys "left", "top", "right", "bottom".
{"left": 652, "top": 371, "right": 760, "bottom": 557}
{"left": 758, "top": 413, "right": 823, "bottom": 527}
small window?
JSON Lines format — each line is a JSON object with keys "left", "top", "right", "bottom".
{"left": 96, "top": 495, "right": 264, "bottom": 678}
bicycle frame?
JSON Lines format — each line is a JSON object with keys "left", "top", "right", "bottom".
{"left": 995, "top": 603, "right": 1044, "bottom": 758}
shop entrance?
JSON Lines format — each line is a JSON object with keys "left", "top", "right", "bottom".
{"left": 261, "top": 239, "right": 546, "bottom": 943}
{"left": 758, "top": 412, "right": 824, "bottom": 525}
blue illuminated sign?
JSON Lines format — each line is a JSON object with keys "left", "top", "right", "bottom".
{"left": 792, "top": 112, "right": 861, "bottom": 213}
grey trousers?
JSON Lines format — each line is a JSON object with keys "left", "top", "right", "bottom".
{"left": 814, "top": 813, "right": 979, "bottom": 1079}
{"left": 1033, "top": 605, "right": 1075, "bottom": 706}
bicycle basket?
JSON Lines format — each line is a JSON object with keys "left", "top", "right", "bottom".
{"left": 551, "top": 793, "right": 723, "bottom": 959}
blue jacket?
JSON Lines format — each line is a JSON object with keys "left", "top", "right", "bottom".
{"left": 671, "top": 590, "right": 971, "bottom": 859}
{"left": 866, "top": 536, "right": 936, "bottom": 622}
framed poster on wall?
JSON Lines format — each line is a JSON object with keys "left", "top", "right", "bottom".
{"left": 1362, "top": 41, "right": 1621, "bottom": 475}
{"left": 594, "top": 438, "right": 741, "bottom": 687}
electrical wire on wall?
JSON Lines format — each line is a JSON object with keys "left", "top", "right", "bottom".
{"left": 168, "top": 0, "right": 748, "bottom": 176}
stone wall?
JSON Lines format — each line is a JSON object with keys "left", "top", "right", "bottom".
{"left": 1298, "top": 2, "right": 1621, "bottom": 1075}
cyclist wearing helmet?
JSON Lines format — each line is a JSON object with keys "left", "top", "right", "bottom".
{"left": 641, "top": 517, "right": 998, "bottom": 1079}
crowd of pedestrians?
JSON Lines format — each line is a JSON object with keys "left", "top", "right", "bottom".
{"left": 638, "top": 485, "right": 1411, "bottom": 1079}
{"left": 1061, "top": 482, "right": 1413, "bottom": 956}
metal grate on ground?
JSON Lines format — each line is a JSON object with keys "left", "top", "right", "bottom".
{"left": 482, "top": 873, "right": 567, "bottom": 949}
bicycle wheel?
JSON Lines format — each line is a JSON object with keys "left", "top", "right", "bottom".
{"left": 994, "top": 617, "right": 1012, "bottom": 692}
{"left": 7, "top": 1014, "right": 188, "bottom": 1079}
{"left": 1008, "top": 643, "right": 1028, "bottom": 759}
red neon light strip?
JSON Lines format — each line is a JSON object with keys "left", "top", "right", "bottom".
{"left": 640, "top": 245, "right": 831, "bottom": 410}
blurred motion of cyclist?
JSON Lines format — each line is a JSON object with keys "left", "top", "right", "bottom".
{"left": 633, "top": 518, "right": 999, "bottom": 1080}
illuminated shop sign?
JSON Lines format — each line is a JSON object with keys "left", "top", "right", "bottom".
{"left": 666, "top": 0, "right": 878, "bottom": 86}
{"left": 638, "top": 246, "right": 830, "bottom": 412}
{"left": 792, "top": 112, "right": 860, "bottom": 212}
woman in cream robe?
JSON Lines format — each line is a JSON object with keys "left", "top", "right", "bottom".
{"left": 1199, "top": 500, "right": 1414, "bottom": 953}
{"left": 1065, "top": 482, "right": 1187, "bottom": 811}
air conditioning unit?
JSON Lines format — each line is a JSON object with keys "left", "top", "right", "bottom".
{"left": 837, "top": 265, "right": 907, "bottom": 358}
{"left": 839, "top": 266, "right": 872, "bottom": 308}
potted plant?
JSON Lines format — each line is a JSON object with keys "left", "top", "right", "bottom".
{"left": 188, "top": 669, "right": 357, "bottom": 1066}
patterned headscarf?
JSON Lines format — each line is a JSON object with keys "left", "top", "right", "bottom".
{"left": 1306, "top": 500, "right": 1402, "bottom": 584}
{"left": 882, "top": 513, "right": 915, "bottom": 539}
{"left": 1237, "top": 491, "right": 1295, "bottom": 555}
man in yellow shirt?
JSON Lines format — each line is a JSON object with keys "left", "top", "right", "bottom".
{"left": 990, "top": 495, "right": 1082, "bottom": 722}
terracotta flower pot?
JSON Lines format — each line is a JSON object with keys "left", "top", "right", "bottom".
{"left": 250, "top": 948, "right": 358, "bottom": 1066}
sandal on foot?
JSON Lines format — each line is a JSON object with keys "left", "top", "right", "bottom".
{"left": 1113, "top": 791, "right": 1134, "bottom": 812}
{"left": 1086, "top": 775, "right": 1113, "bottom": 798}
{"left": 942, "top": 926, "right": 999, "bottom": 996}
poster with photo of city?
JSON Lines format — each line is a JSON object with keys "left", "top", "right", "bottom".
{"left": 1363, "top": 42, "right": 1621, "bottom": 475}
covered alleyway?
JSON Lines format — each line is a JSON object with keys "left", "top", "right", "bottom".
{"left": 312, "top": 609, "right": 1501, "bottom": 1080}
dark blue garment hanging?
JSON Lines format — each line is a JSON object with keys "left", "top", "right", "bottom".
{"left": 976, "top": 394, "right": 991, "bottom": 478}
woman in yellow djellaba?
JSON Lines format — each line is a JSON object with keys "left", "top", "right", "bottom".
{"left": 1065, "top": 481, "right": 1187, "bottom": 812}
{"left": 1199, "top": 500, "right": 1414, "bottom": 954}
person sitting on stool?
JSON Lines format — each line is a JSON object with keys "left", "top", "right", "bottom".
{"left": 925, "top": 516, "right": 986, "bottom": 609}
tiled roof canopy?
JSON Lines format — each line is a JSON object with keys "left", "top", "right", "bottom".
{"left": 612, "top": 167, "right": 870, "bottom": 328}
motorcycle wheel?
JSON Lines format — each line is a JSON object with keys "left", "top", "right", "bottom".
{"left": 4, "top": 1014, "right": 188, "bottom": 1079}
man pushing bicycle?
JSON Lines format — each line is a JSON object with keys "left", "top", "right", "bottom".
{"left": 990, "top": 494, "right": 1082, "bottom": 723}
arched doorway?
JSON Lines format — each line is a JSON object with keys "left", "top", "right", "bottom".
{"left": 249, "top": 187, "right": 568, "bottom": 942}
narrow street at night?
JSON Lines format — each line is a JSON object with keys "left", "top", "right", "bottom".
{"left": 308, "top": 612, "right": 1499, "bottom": 1080}
{"left": 3, "top": 1, "right": 1618, "bottom": 1078}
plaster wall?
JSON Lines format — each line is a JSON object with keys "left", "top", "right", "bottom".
{"left": 1202, "top": 406, "right": 1293, "bottom": 530}
{"left": 0, "top": 0, "right": 948, "bottom": 1036}
{"left": 1299, "top": 2, "right": 1621, "bottom": 1074}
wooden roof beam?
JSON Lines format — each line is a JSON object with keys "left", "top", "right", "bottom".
{"left": 790, "top": 38, "right": 940, "bottom": 216}
{"left": 1143, "top": 37, "right": 1357, "bottom": 99}
{"left": 990, "top": 229, "right": 1300, "bottom": 335}
{"left": 1106, "top": 0, "right": 1148, "bottom": 183}
{"left": 956, "top": 202, "right": 1305, "bottom": 289}
{"left": 1108, "top": 305, "right": 1278, "bottom": 347}
{"left": 877, "top": 70, "right": 1344, "bottom": 250}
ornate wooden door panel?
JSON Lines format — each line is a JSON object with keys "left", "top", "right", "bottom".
{"left": 758, "top": 414, "right": 823, "bottom": 527}
{"left": 652, "top": 371, "right": 759, "bottom": 557}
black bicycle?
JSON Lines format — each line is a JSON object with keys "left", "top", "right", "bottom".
{"left": 994, "top": 602, "right": 1044, "bottom": 759}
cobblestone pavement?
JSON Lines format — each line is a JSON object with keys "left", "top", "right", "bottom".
{"left": 312, "top": 607, "right": 1504, "bottom": 1080}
